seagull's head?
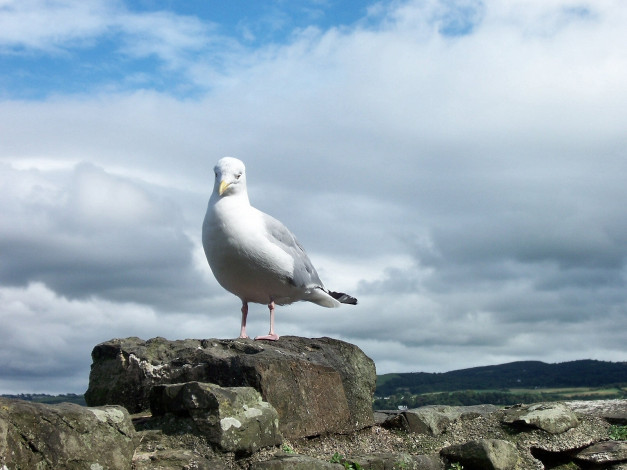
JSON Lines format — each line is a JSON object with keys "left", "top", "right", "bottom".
{"left": 213, "top": 157, "right": 247, "bottom": 197}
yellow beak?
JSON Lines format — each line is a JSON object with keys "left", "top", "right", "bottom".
{"left": 218, "top": 180, "right": 230, "bottom": 196}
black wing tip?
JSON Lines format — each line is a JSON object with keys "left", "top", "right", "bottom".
{"left": 329, "top": 291, "right": 358, "bottom": 305}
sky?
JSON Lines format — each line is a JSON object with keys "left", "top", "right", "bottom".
{"left": 1, "top": 0, "right": 626, "bottom": 394}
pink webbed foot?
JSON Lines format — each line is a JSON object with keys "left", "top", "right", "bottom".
{"left": 254, "top": 333, "right": 280, "bottom": 341}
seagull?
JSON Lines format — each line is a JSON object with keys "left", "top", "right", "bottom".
{"left": 202, "top": 157, "right": 357, "bottom": 341}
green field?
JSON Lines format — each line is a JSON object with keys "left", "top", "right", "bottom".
{"left": 508, "top": 386, "right": 625, "bottom": 397}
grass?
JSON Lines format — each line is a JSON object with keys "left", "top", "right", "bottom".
{"left": 609, "top": 425, "right": 627, "bottom": 441}
{"left": 281, "top": 444, "right": 296, "bottom": 454}
{"left": 330, "top": 452, "right": 364, "bottom": 470}
{"left": 509, "top": 386, "right": 621, "bottom": 393}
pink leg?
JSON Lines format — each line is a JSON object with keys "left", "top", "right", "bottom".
{"left": 239, "top": 302, "right": 249, "bottom": 339}
{"left": 255, "top": 301, "right": 280, "bottom": 341}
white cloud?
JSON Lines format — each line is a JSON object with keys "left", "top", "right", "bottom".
{"left": 0, "top": 0, "right": 114, "bottom": 52}
{"left": 0, "top": 0, "right": 221, "bottom": 92}
{"left": 0, "top": 282, "right": 156, "bottom": 393}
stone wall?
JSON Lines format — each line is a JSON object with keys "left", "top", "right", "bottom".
{"left": 1, "top": 336, "right": 625, "bottom": 469}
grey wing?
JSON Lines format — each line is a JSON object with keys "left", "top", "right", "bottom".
{"left": 262, "top": 213, "right": 325, "bottom": 289}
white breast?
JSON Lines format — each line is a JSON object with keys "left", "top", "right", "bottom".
{"left": 202, "top": 196, "right": 295, "bottom": 304}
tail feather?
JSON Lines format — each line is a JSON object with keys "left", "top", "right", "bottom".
{"left": 328, "top": 291, "right": 358, "bottom": 305}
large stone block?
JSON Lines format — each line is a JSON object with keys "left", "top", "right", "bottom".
{"left": 571, "top": 440, "right": 627, "bottom": 466}
{"left": 251, "top": 453, "right": 341, "bottom": 469}
{"left": 383, "top": 404, "right": 500, "bottom": 436}
{"left": 345, "top": 452, "right": 443, "bottom": 470}
{"left": 565, "top": 399, "right": 627, "bottom": 425}
{"left": 441, "top": 439, "right": 519, "bottom": 470}
{"left": 0, "top": 397, "right": 135, "bottom": 469}
{"left": 150, "top": 381, "right": 281, "bottom": 454}
{"left": 502, "top": 402, "right": 579, "bottom": 434}
{"left": 85, "top": 336, "right": 376, "bottom": 438}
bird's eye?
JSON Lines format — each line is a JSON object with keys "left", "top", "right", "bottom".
{"left": 235, "top": 173, "right": 242, "bottom": 180}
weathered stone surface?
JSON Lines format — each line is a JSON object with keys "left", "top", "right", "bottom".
{"left": 502, "top": 402, "right": 579, "bottom": 434}
{"left": 150, "top": 381, "right": 281, "bottom": 453}
{"left": 0, "top": 397, "right": 135, "bottom": 470}
{"left": 440, "top": 439, "right": 519, "bottom": 470}
{"left": 373, "top": 410, "right": 399, "bottom": 425}
{"left": 566, "top": 399, "right": 627, "bottom": 424}
{"left": 348, "top": 452, "right": 444, "bottom": 470}
{"left": 571, "top": 440, "right": 627, "bottom": 465}
{"left": 133, "top": 447, "right": 227, "bottom": 470}
{"left": 251, "top": 453, "right": 341, "bottom": 469}
{"left": 85, "top": 336, "right": 375, "bottom": 438}
{"left": 130, "top": 425, "right": 231, "bottom": 470}
{"left": 383, "top": 404, "right": 500, "bottom": 436}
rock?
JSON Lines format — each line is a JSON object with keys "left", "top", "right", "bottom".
{"left": 383, "top": 404, "right": 500, "bottom": 436}
{"left": 150, "top": 381, "right": 281, "bottom": 454}
{"left": 0, "top": 397, "right": 135, "bottom": 470}
{"left": 347, "top": 452, "right": 443, "bottom": 470}
{"left": 440, "top": 439, "right": 519, "bottom": 470}
{"left": 130, "top": 425, "right": 230, "bottom": 470}
{"left": 373, "top": 410, "right": 399, "bottom": 425}
{"left": 571, "top": 440, "right": 627, "bottom": 466}
{"left": 251, "top": 453, "right": 341, "bottom": 469}
{"left": 565, "top": 399, "right": 627, "bottom": 424}
{"left": 401, "top": 407, "right": 452, "bottom": 436}
{"left": 502, "top": 402, "right": 579, "bottom": 434}
{"left": 85, "top": 336, "right": 376, "bottom": 438}
{"left": 415, "top": 454, "right": 447, "bottom": 470}
{"left": 133, "top": 447, "right": 227, "bottom": 470}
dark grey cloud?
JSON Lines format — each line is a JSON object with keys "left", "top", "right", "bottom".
{"left": 0, "top": 163, "right": 213, "bottom": 310}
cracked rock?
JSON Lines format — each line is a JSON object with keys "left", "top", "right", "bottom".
{"left": 0, "top": 397, "right": 135, "bottom": 469}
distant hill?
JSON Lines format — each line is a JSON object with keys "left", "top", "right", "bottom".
{"left": 0, "top": 393, "right": 86, "bottom": 406}
{"left": 376, "top": 359, "right": 627, "bottom": 397}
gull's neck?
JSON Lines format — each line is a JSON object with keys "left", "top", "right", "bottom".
{"left": 212, "top": 189, "right": 251, "bottom": 208}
